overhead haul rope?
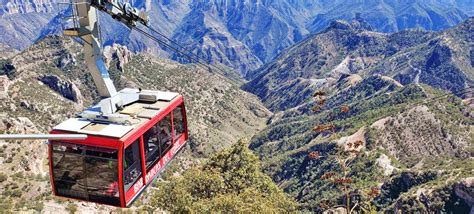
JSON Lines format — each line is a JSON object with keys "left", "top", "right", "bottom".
{"left": 131, "top": 26, "right": 235, "bottom": 82}
{"left": 98, "top": 4, "right": 474, "bottom": 112}
{"left": 142, "top": 24, "right": 210, "bottom": 67}
{"left": 133, "top": 21, "right": 474, "bottom": 114}
{"left": 99, "top": 3, "right": 231, "bottom": 80}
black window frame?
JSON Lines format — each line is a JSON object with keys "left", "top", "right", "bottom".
{"left": 123, "top": 139, "right": 143, "bottom": 192}
{"left": 173, "top": 104, "right": 186, "bottom": 139}
{"left": 143, "top": 113, "right": 173, "bottom": 172}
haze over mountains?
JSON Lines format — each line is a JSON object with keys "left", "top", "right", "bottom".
{"left": 0, "top": 0, "right": 473, "bottom": 212}
{"left": 1, "top": 0, "right": 473, "bottom": 75}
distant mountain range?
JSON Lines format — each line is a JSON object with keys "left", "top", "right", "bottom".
{"left": 0, "top": 10, "right": 472, "bottom": 213}
{"left": 244, "top": 17, "right": 473, "bottom": 212}
{"left": 1, "top": 0, "right": 472, "bottom": 75}
{"left": 244, "top": 17, "right": 474, "bottom": 111}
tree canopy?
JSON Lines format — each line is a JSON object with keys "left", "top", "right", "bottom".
{"left": 150, "top": 139, "right": 298, "bottom": 213}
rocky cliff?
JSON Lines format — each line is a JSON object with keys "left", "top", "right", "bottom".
{"left": 1, "top": 0, "right": 54, "bottom": 15}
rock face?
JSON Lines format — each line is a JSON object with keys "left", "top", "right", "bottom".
{"left": 1, "top": 0, "right": 55, "bottom": 15}
{"left": 0, "top": 75, "right": 10, "bottom": 99}
{"left": 38, "top": 75, "right": 82, "bottom": 104}
{"left": 376, "top": 154, "right": 396, "bottom": 176}
{"left": 56, "top": 51, "right": 76, "bottom": 69}
{"left": 455, "top": 177, "right": 474, "bottom": 209}
{"left": 103, "top": 44, "right": 132, "bottom": 71}
{"left": 0, "top": 116, "right": 37, "bottom": 134}
{"left": 0, "top": 0, "right": 57, "bottom": 50}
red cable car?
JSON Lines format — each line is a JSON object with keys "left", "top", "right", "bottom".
{"left": 0, "top": 0, "right": 197, "bottom": 208}
{"left": 40, "top": 0, "right": 192, "bottom": 207}
{"left": 49, "top": 90, "right": 188, "bottom": 207}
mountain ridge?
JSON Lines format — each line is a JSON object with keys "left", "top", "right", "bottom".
{"left": 244, "top": 17, "right": 474, "bottom": 111}
{"left": 1, "top": 0, "right": 472, "bottom": 75}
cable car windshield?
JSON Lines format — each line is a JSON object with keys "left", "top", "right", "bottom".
{"left": 51, "top": 142, "right": 120, "bottom": 206}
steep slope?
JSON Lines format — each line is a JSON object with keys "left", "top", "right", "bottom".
{"left": 244, "top": 18, "right": 474, "bottom": 112}
{"left": 0, "top": 0, "right": 57, "bottom": 50}
{"left": 0, "top": 36, "right": 271, "bottom": 211}
{"left": 245, "top": 19, "right": 473, "bottom": 212}
{"left": 249, "top": 78, "right": 473, "bottom": 212}
{"left": 171, "top": 8, "right": 263, "bottom": 75}
{"left": 371, "top": 17, "right": 474, "bottom": 92}
{"left": 172, "top": 0, "right": 322, "bottom": 65}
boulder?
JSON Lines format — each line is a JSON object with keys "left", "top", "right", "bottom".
{"left": 104, "top": 44, "right": 132, "bottom": 71}
{"left": 0, "top": 116, "right": 38, "bottom": 134}
{"left": 323, "top": 207, "right": 347, "bottom": 214}
{"left": 376, "top": 154, "right": 397, "bottom": 176}
{"left": 20, "top": 100, "right": 30, "bottom": 109}
{"left": 38, "top": 75, "right": 83, "bottom": 105}
{"left": 455, "top": 177, "right": 474, "bottom": 208}
{"left": 0, "top": 75, "right": 10, "bottom": 99}
{"left": 57, "top": 52, "right": 76, "bottom": 69}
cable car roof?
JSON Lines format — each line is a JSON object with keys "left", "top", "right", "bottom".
{"left": 53, "top": 89, "right": 180, "bottom": 139}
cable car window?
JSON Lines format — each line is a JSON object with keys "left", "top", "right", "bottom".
{"left": 52, "top": 149, "right": 87, "bottom": 200}
{"left": 143, "top": 124, "right": 160, "bottom": 170}
{"left": 86, "top": 156, "right": 119, "bottom": 203}
{"left": 123, "top": 139, "right": 142, "bottom": 192}
{"left": 52, "top": 142, "right": 120, "bottom": 206}
{"left": 173, "top": 105, "right": 185, "bottom": 138}
{"left": 144, "top": 113, "right": 172, "bottom": 171}
{"left": 158, "top": 114, "right": 173, "bottom": 156}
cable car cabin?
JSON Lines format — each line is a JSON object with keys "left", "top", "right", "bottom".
{"left": 48, "top": 90, "right": 188, "bottom": 207}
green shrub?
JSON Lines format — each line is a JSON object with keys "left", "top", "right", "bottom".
{"left": 66, "top": 203, "right": 78, "bottom": 214}
{"left": 10, "top": 189, "right": 22, "bottom": 198}
{"left": 0, "top": 173, "right": 7, "bottom": 183}
{"left": 150, "top": 139, "right": 299, "bottom": 213}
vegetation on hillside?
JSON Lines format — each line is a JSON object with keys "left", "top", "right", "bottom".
{"left": 250, "top": 77, "right": 473, "bottom": 212}
{"left": 148, "top": 139, "right": 298, "bottom": 213}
